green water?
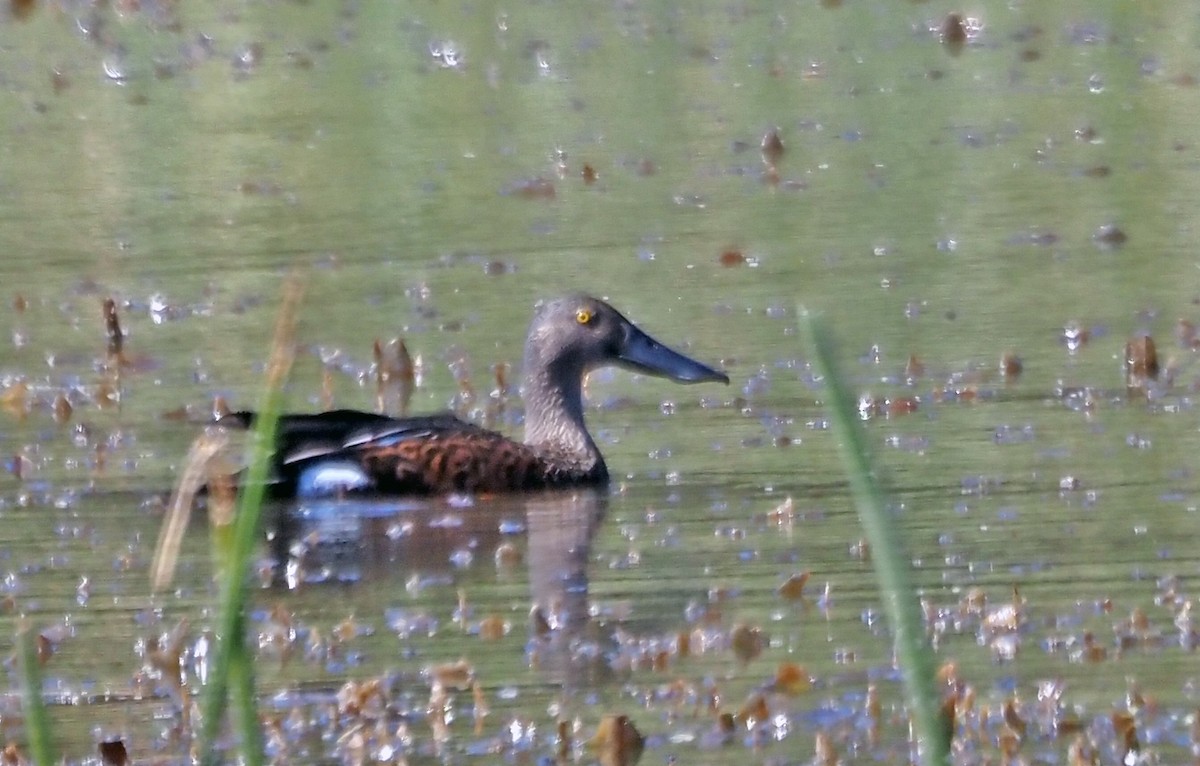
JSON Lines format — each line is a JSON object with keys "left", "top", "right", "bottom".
{"left": 1, "top": 0, "right": 1199, "bottom": 763}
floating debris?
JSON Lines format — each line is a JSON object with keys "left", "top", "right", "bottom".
{"left": 905, "top": 354, "right": 925, "bottom": 381}
{"left": 504, "top": 176, "right": 556, "bottom": 200}
{"left": 103, "top": 297, "right": 125, "bottom": 365}
{"left": 589, "top": 715, "right": 643, "bottom": 766}
{"left": 760, "top": 128, "right": 785, "bottom": 165}
{"left": 777, "top": 571, "right": 810, "bottom": 601}
{"left": 1000, "top": 350, "right": 1023, "bottom": 380}
{"left": 52, "top": 392, "right": 72, "bottom": 424}
{"left": 730, "top": 623, "right": 767, "bottom": 663}
{"left": 1124, "top": 334, "right": 1159, "bottom": 389}
{"left": 1175, "top": 318, "right": 1198, "bottom": 348}
{"left": 941, "top": 13, "right": 968, "bottom": 53}
{"left": 0, "top": 379, "right": 28, "bottom": 419}
{"left": 97, "top": 738, "right": 128, "bottom": 766}
{"left": 1092, "top": 223, "right": 1127, "bottom": 249}
{"left": 1062, "top": 321, "right": 1090, "bottom": 352}
{"left": 767, "top": 495, "right": 795, "bottom": 526}
{"left": 477, "top": 614, "right": 507, "bottom": 640}
{"left": 374, "top": 337, "right": 415, "bottom": 416}
{"left": 772, "top": 662, "right": 812, "bottom": 694}
{"left": 426, "top": 658, "right": 474, "bottom": 691}
{"left": 719, "top": 248, "right": 746, "bottom": 267}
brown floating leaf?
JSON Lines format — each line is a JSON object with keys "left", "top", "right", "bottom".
{"left": 52, "top": 393, "right": 72, "bottom": 424}
{"left": 10, "top": 0, "right": 35, "bottom": 21}
{"left": 0, "top": 380, "right": 28, "bottom": 419}
{"left": 1124, "top": 335, "right": 1159, "bottom": 387}
{"left": 886, "top": 396, "right": 919, "bottom": 417}
{"left": 719, "top": 248, "right": 746, "bottom": 267}
{"left": 814, "top": 732, "right": 838, "bottom": 766}
{"left": 494, "top": 541, "right": 522, "bottom": 571}
{"left": 321, "top": 367, "right": 334, "bottom": 410}
{"left": 905, "top": 354, "right": 925, "bottom": 381}
{"left": 98, "top": 738, "right": 128, "bottom": 766}
{"left": 103, "top": 298, "right": 124, "bottom": 360}
{"left": 936, "top": 660, "right": 959, "bottom": 686}
{"left": 1000, "top": 351, "right": 1023, "bottom": 380}
{"left": 336, "top": 678, "right": 384, "bottom": 717}
{"left": 589, "top": 715, "right": 644, "bottom": 766}
{"left": 1176, "top": 318, "right": 1198, "bottom": 348}
{"left": 428, "top": 659, "right": 474, "bottom": 690}
{"left": 35, "top": 632, "right": 53, "bottom": 665}
{"left": 865, "top": 684, "right": 881, "bottom": 745}
{"left": 556, "top": 719, "right": 573, "bottom": 762}
{"left": 145, "top": 618, "right": 189, "bottom": 702}
{"left": 1112, "top": 710, "right": 1139, "bottom": 762}
{"left": 530, "top": 605, "right": 552, "bottom": 639}
{"left": 1093, "top": 223, "right": 1127, "bottom": 249}
{"left": 12, "top": 294, "right": 26, "bottom": 313}
{"left": 478, "top": 614, "right": 507, "bottom": 640}
{"left": 508, "top": 177, "right": 556, "bottom": 200}
{"left": 730, "top": 623, "right": 767, "bottom": 663}
{"left": 1003, "top": 697, "right": 1026, "bottom": 739}
{"left": 1068, "top": 734, "right": 1097, "bottom": 766}
{"left": 777, "top": 571, "right": 810, "bottom": 601}
{"left": 582, "top": 163, "right": 598, "bottom": 184}
{"left": 773, "top": 662, "right": 811, "bottom": 694}
{"left": 676, "top": 629, "right": 691, "bottom": 658}
{"left": 941, "top": 12, "right": 967, "bottom": 53}
{"left": 471, "top": 680, "right": 488, "bottom": 734}
{"left": 760, "top": 128, "right": 784, "bottom": 164}
{"left": 3, "top": 743, "right": 24, "bottom": 765}
{"left": 735, "top": 692, "right": 770, "bottom": 726}
{"left": 998, "top": 727, "right": 1021, "bottom": 759}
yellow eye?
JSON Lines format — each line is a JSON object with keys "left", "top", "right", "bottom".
{"left": 575, "top": 308, "right": 594, "bottom": 325}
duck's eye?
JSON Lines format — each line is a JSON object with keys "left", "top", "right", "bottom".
{"left": 575, "top": 308, "right": 594, "bottom": 325}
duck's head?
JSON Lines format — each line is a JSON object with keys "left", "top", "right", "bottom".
{"left": 524, "top": 294, "right": 730, "bottom": 385}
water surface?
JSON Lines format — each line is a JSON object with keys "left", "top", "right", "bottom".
{"left": 1, "top": 1, "right": 1199, "bottom": 763}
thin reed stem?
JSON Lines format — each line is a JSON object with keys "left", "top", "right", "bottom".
{"left": 197, "top": 275, "right": 303, "bottom": 766}
{"left": 802, "top": 311, "right": 950, "bottom": 766}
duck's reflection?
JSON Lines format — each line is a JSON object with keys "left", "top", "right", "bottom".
{"left": 264, "top": 488, "right": 610, "bottom": 684}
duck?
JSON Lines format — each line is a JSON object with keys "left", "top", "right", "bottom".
{"left": 222, "top": 295, "right": 729, "bottom": 498}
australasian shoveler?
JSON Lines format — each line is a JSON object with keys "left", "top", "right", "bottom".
{"left": 223, "top": 294, "right": 729, "bottom": 498}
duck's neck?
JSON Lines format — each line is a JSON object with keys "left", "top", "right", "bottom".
{"left": 522, "top": 363, "right": 603, "bottom": 472}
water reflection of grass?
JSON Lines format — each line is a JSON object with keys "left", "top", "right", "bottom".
{"left": 804, "top": 310, "right": 950, "bottom": 766}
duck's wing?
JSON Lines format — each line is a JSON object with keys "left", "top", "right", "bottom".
{"left": 222, "top": 409, "right": 483, "bottom": 462}
{"left": 220, "top": 409, "right": 504, "bottom": 496}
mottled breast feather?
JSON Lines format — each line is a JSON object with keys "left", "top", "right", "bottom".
{"left": 359, "top": 430, "right": 606, "bottom": 494}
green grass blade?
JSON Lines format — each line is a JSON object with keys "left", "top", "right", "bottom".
{"left": 197, "top": 276, "right": 303, "bottom": 766}
{"left": 16, "top": 620, "right": 55, "bottom": 766}
{"left": 802, "top": 311, "right": 950, "bottom": 766}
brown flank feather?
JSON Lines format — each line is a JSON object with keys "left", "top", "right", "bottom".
{"left": 361, "top": 431, "right": 604, "bottom": 494}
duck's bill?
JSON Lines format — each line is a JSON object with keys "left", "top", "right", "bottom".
{"left": 618, "top": 324, "right": 730, "bottom": 384}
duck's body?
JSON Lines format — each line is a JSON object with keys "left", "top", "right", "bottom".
{"left": 225, "top": 295, "right": 728, "bottom": 498}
